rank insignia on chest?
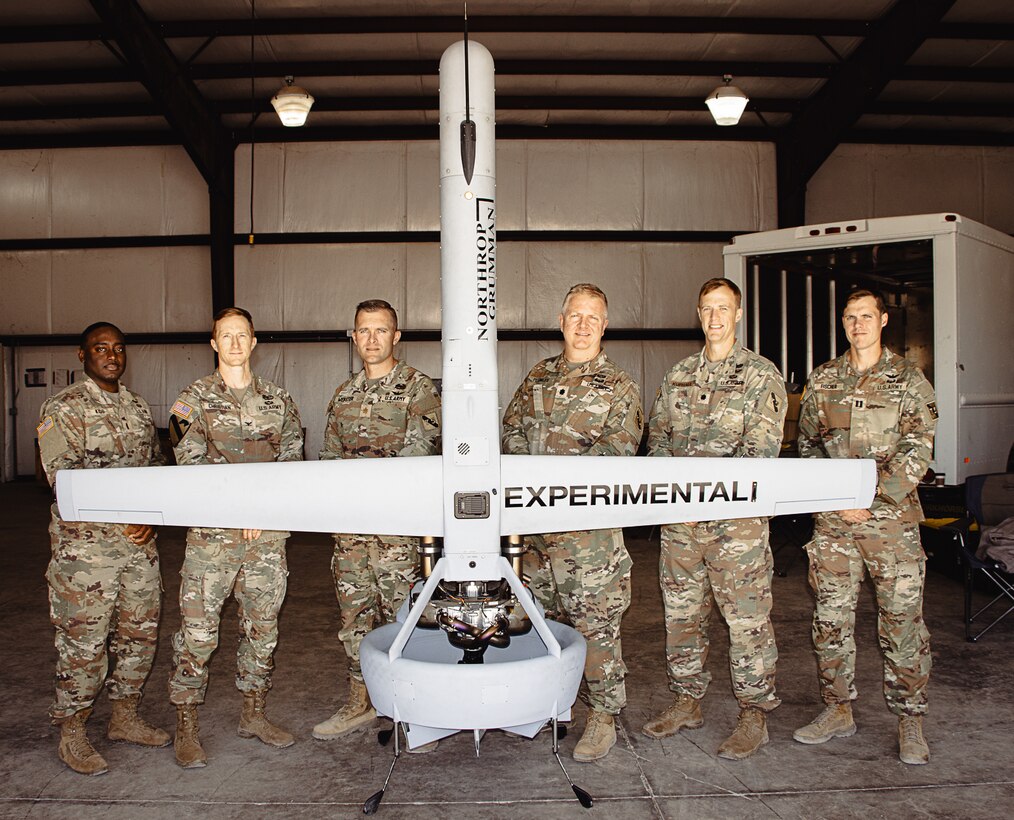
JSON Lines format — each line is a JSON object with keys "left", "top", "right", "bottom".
{"left": 360, "top": 404, "right": 372, "bottom": 418}
{"left": 37, "top": 416, "right": 55, "bottom": 437}
{"left": 853, "top": 398, "right": 865, "bottom": 409}
{"left": 556, "top": 386, "right": 569, "bottom": 399}
{"left": 171, "top": 400, "right": 194, "bottom": 419}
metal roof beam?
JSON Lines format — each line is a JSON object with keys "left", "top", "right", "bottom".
{"left": 9, "top": 60, "right": 1014, "bottom": 90}
{"left": 87, "top": 0, "right": 234, "bottom": 312}
{"left": 3, "top": 124, "right": 1011, "bottom": 152}
{"left": 775, "top": 0, "right": 958, "bottom": 227}
{"left": 10, "top": 95, "right": 1014, "bottom": 122}
{"left": 4, "top": 17, "right": 1014, "bottom": 45}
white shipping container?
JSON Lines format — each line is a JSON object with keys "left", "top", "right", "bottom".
{"left": 723, "top": 213, "right": 1014, "bottom": 486}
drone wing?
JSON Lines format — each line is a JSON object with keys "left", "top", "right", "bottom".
{"left": 499, "top": 455, "right": 876, "bottom": 535}
{"left": 55, "top": 457, "right": 445, "bottom": 537}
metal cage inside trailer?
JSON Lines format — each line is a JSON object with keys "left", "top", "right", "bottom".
{"left": 723, "top": 213, "right": 1014, "bottom": 487}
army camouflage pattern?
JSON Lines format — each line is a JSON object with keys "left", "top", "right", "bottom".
{"left": 502, "top": 351, "right": 642, "bottom": 458}
{"left": 525, "top": 529, "right": 632, "bottom": 714}
{"left": 798, "top": 347, "right": 937, "bottom": 523}
{"left": 320, "top": 360, "right": 440, "bottom": 459}
{"left": 799, "top": 347, "right": 936, "bottom": 715}
{"left": 38, "top": 377, "right": 165, "bottom": 720}
{"left": 805, "top": 516, "right": 931, "bottom": 715}
{"left": 658, "top": 519, "right": 778, "bottom": 709}
{"left": 502, "top": 350, "right": 642, "bottom": 714}
{"left": 330, "top": 534, "right": 419, "bottom": 681}
{"left": 647, "top": 345, "right": 786, "bottom": 460}
{"left": 168, "top": 534, "right": 289, "bottom": 704}
{"left": 320, "top": 360, "right": 441, "bottom": 681}
{"left": 168, "top": 371, "right": 304, "bottom": 704}
{"left": 648, "top": 345, "right": 786, "bottom": 710}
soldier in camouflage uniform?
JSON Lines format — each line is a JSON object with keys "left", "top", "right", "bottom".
{"left": 642, "top": 278, "right": 786, "bottom": 760}
{"left": 795, "top": 289, "right": 937, "bottom": 766}
{"left": 38, "top": 322, "right": 169, "bottom": 776}
{"left": 502, "top": 283, "right": 642, "bottom": 763}
{"left": 312, "top": 300, "right": 441, "bottom": 748}
{"left": 167, "top": 307, "right": 304, "bottom": 768}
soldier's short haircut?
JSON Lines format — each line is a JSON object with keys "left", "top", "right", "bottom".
{"left": 355, "top": 299, "right": 399, "bottom": 331}
{"left": 79, "top": 322, "right": 123, "bottom": 349}
{"left": 698, "top": 277, "right": 742, "bottom": 308}
{"left": 212, "top": 306, "right": 255, "bottom": 336}
{"left": 562, "top": 283, "right": 609, "bottom": 314}
{"left": 844, "top": 288, "right": 887, "bottom": 315}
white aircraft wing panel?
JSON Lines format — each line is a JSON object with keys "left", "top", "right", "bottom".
{"left": 499, "top": 455, "right": 876, "bottom": 535}
{"left": 56, "top": 457, "right": 445, "bottom": 536}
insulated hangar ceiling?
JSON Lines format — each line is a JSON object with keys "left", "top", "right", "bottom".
{"left": 1, "top": 2, "right": 1012, "bottom": 172}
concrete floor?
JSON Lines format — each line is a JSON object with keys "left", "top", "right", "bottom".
{"left": 1, "top": 479, "right": 1012, "bottom": 819}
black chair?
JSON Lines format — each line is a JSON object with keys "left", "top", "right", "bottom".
{"left": 941, "top": 473, "right": 1014, "bottom": 642}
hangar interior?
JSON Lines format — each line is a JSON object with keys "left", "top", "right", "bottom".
{"left": 1, "top": 1, "right": 1013, "bottom": 818}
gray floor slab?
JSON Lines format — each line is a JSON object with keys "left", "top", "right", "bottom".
{"left": 1, "top": 480, "right": 1012, "bottom": 819}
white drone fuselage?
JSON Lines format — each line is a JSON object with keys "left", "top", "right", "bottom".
{"left": 55, "top": 39, "right": 876, "bottom": 750}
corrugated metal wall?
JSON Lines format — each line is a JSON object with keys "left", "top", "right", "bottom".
{"left": 3, "top": 139, "right": 1013, "bottom": 475}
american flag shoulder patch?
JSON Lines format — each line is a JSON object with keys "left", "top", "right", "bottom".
{"left": 37, "top": 416, "right": 55, "bottom": 437}
{"left": 171, "top": 400, "right": 194, "bottom": 419}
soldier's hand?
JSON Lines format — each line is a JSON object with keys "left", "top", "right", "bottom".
{"left": 243, "top": 528, "right": 262, "bottom": 541}
{"left": 684, "top": 521, "right": 698, "bottom": 528}
{"left": 838, "top": 508, "right": 872, "bottom": 525}
{"left": 124, "top": 523, "right": 155, "bottom": 544}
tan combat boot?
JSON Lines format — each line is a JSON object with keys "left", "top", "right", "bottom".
{"left": 174, "top": 704, "right": 208, "bottom": 769}
{"left": 793, "top": 703, "right": 856, "bottom": 745}
{"left": 573, "top": 710, "right": 616, "bottom": 762}
{"left": 898, "top": 715, "right": 929, "bottom": 765}
{"left": 312, "top": 678, "right": 377, "bottom": 740}
{"left": 239, "top": 690, "right": 295, "bottom": 748}
{"left": 716, "top": 707, "right": 769, "bottom": 760}
{"left": 642, "top": 694, "right": 704, "bottom": 738}
{"left": 107, "top": 694, "right": 170, "bottom": 747}
{"left": 57, "top": 708, "right": 109, "bottom": 776}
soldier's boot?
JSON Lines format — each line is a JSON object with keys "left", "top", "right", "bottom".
{"left": 716, "top": 707, "right": 769, "bottom": 760}
{"left": 792, "top": 703, "right": 857, "bottom": 745}
{"left": 573, "top": 710, "right": 616, "bottom": 762}
{"left": 174, "top": 705, "right": 208, "bottom": 769}
{"left": 107, "top": 695, "right": 170, "bottom": 747}
{"left": 57, "top": 708, "right": 109, "bottom": 776}
{"left": 311, "top": 678, "right": 377, "bottom": 740}
{"left": 238, "top": 690, "right": 296, "bottom": 748}
{"left": 642, "top": 694, "right": 704, "bottom": 739}
{"left": 898, "top": 716, "right": 929, "bottom": 765}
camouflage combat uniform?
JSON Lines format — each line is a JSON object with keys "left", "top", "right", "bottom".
{"left": 502, "top": 350, "right": 642, "bottom": 715}
{"left": 648, "top": 345, "right": 787, "bottom": 710}
{"left": 798, "top": 347, "right": 936, "bottom": 716}
{"left": 167, "top": 372, "right": 303, "bottom": 705}
{"left": 320, "top": 360, "right": 441, "bottom": 682}
{"left": 38, "top": 376, "right": 166, "bottom": 721}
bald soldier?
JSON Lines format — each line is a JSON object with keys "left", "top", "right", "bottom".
{"left": 795, "top": 288, "right": 937, "bottom": 765}
{"left": 38, "top": 322, "right": 169, "bottom": 776}
{"left": 642, "top": 278, "right": 786, "bottom": 760}
{"left": 502, "top": 283, "right": 643, "bottom": 762}
{"left": 312, "top": 300, "right": 441, "bottom": 748}
{"left": 168, "top": 307, "right": 304, "bottom": 768}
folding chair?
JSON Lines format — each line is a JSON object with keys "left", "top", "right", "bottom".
{"left": 941, "top": 473, "right": 1014, "bottom": 642}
